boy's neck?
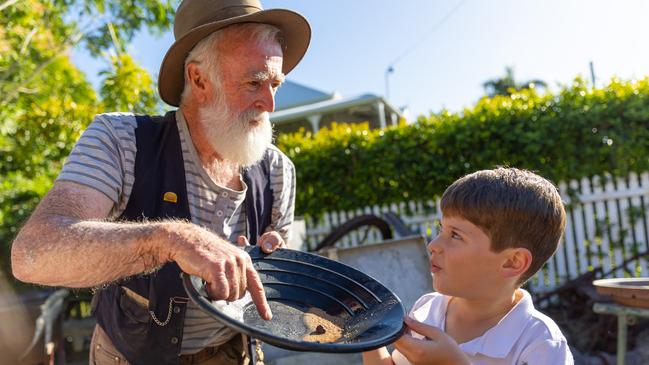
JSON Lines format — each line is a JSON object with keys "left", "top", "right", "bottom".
{"left": 444, "top": 288, "right": 523, "bottom": 345}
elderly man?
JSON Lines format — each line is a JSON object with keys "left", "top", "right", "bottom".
{"left": 10, "top": 0, "right": 310, "bottom": 364}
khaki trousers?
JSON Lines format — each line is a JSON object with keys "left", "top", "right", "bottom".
{"left": 89, "top": 325, "right": 261, "bottom": 365}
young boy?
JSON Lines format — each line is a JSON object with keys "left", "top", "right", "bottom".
{"left": 363, "top": 168, "right": 573, "bottom": 365}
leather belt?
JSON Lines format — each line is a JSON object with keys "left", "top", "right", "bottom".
{"left": 179, "top": 346, "right": 219, "bottom": 365}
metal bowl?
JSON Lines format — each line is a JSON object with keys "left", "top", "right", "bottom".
{"left": 182, "top": 246, "right": 405, "bottom": 352}
{"left": 593, "top": 278, "right": 649, "bottom": 308}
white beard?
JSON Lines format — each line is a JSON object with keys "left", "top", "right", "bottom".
{"left": 198, "top": 93, "right": 273, "bottom": 167}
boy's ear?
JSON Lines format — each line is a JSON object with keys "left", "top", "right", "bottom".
{"left": 501, "top": 248, "right": 532, "bottom": 279}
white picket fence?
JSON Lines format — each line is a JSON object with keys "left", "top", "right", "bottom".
{"left": 304, "top": 172, "right": 649, "bottom": 293}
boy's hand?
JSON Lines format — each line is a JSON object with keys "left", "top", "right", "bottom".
{"left": 394, "top": 316, "right": 471, "bottom": 365}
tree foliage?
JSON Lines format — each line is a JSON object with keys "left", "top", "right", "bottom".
{"left": 0, "top": 0, "right": 174, "bottom": 281}
{"left": 100, "top": 53, "right": 159, "bottom": 112}
{"left": 483, "top": 66, "right": 547, "bottom": 97}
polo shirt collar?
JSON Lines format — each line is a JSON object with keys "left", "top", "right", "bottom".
{"left": 458, "top": 289, "right": 534, "bottom": 358}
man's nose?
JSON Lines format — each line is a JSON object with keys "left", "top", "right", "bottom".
{"left": 255, "top": 84, "right": 275, "bottom": 113}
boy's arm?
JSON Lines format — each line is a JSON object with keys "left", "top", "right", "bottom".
{"left": 362, "top": 347, "right": 395, "bottom": 365}
{"left": 394, "top": 316, "right": 471, "bottom": 365}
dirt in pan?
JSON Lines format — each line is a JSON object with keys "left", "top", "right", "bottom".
{"left": 302, "top": 307, "right": 346, "bottom": 343}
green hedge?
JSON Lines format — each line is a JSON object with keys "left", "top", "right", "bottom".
{"left": 277, "top": 77, "right": 649, "bottom": 218}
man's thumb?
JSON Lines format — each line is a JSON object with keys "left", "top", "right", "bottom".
{"left": 237, "top": 235, "right": 249, "bottom": 247}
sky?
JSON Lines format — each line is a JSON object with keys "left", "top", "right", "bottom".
{"left": 71, "top": 0, "right": 649, "bottom": 119}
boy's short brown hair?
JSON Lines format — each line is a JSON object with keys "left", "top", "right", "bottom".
{"left": 440, "top": 167, "right": 566, "bottom": 284}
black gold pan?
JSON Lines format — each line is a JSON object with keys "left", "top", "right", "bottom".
{"left": 182, "top": 246, "right": 405, "bottom": 352}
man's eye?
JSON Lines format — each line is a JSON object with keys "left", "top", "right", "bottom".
{"left": 248, "top": 81, "right": 260, "bottom": 88}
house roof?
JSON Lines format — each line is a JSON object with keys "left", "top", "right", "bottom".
{"left": 275, "top": 80, "right": 336, "bottom": 111}
{"left": 271, "top": 93, "right": 403, "bottom": 124}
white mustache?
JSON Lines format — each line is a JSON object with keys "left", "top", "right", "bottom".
{"left": 240, "top": 110, "right": 269, "bottom": 126}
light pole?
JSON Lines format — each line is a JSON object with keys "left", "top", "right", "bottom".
{"left": 589, "top": 61, "right": 597, "bottom": 89}
{"left": 385, "top": 65, "right": 394, "bottom": 100}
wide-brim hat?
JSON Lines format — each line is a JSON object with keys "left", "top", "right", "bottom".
{"left": 159, "top": 0, "right": 311, "bottom": 107}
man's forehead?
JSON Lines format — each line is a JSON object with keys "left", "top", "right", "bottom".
{"left": 218, "top": 42, "right": 284, "bottom": 81}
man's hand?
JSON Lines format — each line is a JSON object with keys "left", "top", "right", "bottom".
{"left": 166, "top": 226, "right": 272, "bottom": 320}
{"left": 394, "top": 316, "right": 470, "bottom": 365}
{"left": 236, "top": 231, "right": 286, "bottom": 253}
{"left": 11, "top": 181, "right": 275, "bottom": 320}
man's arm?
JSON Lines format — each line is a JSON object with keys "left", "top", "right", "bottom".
{"left": 11, "top": 180, "right": 271, "bottom": 318}
{"left": 12, "top": 181, "right": 159, "bottom": 287}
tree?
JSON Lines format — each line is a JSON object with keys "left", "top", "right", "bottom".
{"left": 482, "top": 66, "right": 547, "bottom": 97}
{"left": 0, "top": 0, "right": 175, "bottom": 283}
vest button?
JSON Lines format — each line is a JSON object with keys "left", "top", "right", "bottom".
{"left": 216, "top": 210, "right": 224, "bottom": 217}
{"left": 173, "top": 306, "right": 181, "bottom": 314}
{"left": 171, "top": 337, "right": 179, "bottom": 344}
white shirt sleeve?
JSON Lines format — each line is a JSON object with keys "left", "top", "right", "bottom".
{"left": 518, "top": 339, "right": 574, "bottom": 365}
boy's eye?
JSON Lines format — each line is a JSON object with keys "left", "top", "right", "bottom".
{"left": 451, "top": 231, "right": 461, "bottom": 240}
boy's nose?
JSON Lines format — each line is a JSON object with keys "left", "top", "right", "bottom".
{"left": 427, "top": 236, "right": 441, "bottom": 254}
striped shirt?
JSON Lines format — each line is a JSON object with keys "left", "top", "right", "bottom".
{"left": 57, "top": 111, "right": 296, "bottom": 354}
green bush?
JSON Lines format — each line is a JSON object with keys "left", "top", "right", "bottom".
{"left": 277, "top": 77, "right": 649, "bottom": 218}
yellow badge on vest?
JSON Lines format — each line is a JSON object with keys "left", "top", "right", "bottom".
{"left": 163, "top": 192, "right": 178, "bottom": 203}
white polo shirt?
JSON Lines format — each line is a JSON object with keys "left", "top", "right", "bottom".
{"left": 392, "top": 289, "right": 574, "bottom": 365}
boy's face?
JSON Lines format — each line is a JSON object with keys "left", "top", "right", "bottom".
{"left": 427, "top": 215, "right": 509, "bottom": 298}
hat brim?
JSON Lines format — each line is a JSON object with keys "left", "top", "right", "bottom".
{"left": 158, "top": 8, "right": 311, "bottom": 107}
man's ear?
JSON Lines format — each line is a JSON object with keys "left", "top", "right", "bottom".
{"left": 186, "top": 63, "right": 211, "bottom": 103}
{"left": 501, "top": 248, "right": 532, "bottom": 279}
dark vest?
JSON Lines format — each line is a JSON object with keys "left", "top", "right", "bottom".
{"left": 93, "top": 111, "right": 273, "bottom": 364}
